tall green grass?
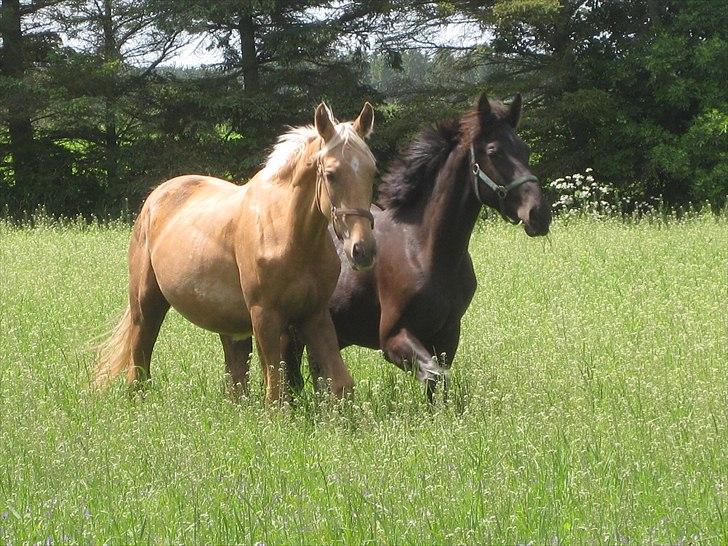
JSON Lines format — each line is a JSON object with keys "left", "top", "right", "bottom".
{"left": 1, "top": 215, "right": 726, "bottom": 544}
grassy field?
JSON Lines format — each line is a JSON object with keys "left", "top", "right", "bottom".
{"left": 1, "top": 215, "right": 726, "bottom": 544}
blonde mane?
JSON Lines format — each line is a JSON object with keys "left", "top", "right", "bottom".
{"left": 260, "top": 120, "right": 376, "bottom": 180}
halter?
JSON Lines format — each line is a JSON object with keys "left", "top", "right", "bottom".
{"left": 315, "top": 152, "right": 375, "bottom": 240}
{"left": 469, "top": 143, "right": 538, "bottom": 224}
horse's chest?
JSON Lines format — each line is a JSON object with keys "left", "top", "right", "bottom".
{"left": 248, "top": 250, "right": 339, "bottom": 314}
{"left": 412, "top": 280, "right": 460, "bottom": 316}
{"left": 283, "top": 274, "right": 337, "bottom": 314}
{"left": 443, "top": 264, "right": 477, "bottom": 317}
{"left": 397, "top": 264, "right": 476, "bottom": 332}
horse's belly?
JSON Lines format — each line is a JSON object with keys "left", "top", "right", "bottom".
{"left": 165, "top": 277, "right": 251, "bottom": 336}
{"left": 151, "top": 245, "right": 251, "bottom": 336}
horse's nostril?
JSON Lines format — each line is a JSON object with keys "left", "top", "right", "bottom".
{"left": 530, "top": 204, "right": 549, "bottom": 226}
{"left": 353, "top": 242, "right": 366, "bottom": 261}
{"left": 529, "top": 206, "right": 539, "bottom": 225}
{"left": 526, "top": 203, "right": 551, "bottom": 235}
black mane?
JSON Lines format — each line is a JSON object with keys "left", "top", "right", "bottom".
{"left": 377, "top": 118, "right": 460, "bottom": 212}
{"left": 377, "top": 100, "right": 511, "bottom": 214}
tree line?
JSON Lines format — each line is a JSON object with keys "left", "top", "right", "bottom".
{"left": 1, "top": 0, "right": 726, "bottom": 216}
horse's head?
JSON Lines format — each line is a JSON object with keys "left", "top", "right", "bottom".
{"left": 313, "top": 102, "right": 377, "bottom": 270}
{"left": 468, "top": 93, "right": 551, "bottom": 236}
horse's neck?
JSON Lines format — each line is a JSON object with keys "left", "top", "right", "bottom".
{"left": 419, "top": 147, "right": 482, "bottom": 270}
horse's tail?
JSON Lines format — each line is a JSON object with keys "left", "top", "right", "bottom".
{"left": 92, "top": 304, "right": 133, "bottom": 388}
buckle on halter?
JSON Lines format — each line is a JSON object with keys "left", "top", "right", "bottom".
{"left": 471, "top": 163, "right": 480, "bottom": 175}
{"left": 496, "top": 186, "right": 508, "bottom": 198}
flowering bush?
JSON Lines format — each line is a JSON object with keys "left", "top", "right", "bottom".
{"left": 548, "top": 168, "right": 614, "bottom": 218}
{"left": 547, "top": 168, "right": 662, "bottom": 218}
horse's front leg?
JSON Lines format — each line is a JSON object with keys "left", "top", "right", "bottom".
{"left": 382, "top": 328, "right": 449, "bottom": 402}
{"left": 250, "top": 306, "right": 288, "bottom": 404}
{"left": 432, "top": 322, "right": 461, "bottom": 402}
{"left": 299, "top": 310, "right": 354, "bottom": 398}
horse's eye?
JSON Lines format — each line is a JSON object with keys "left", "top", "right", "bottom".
{"left": 326, "top": 172, "right": 336, "bottom": 182}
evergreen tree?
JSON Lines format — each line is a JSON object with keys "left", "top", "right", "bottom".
{"left": 0, "top": 0, "right": 64, "bottom": 209}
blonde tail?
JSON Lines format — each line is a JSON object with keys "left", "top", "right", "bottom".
{"left": 92, "top": 304, "right": 134, "bottom": 388}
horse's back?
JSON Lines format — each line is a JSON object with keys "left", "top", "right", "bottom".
{"left": 144, "top": 175, "right": 239, "bottom": 220}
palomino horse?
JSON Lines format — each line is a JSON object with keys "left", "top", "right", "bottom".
{"left": 284, "top": 93, "right": 551, "bottom": 399}
{"left": 93, "top": 102, "right": 377, "bottom": 402}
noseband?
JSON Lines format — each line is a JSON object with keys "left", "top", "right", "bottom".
{"left": 469, "top": 144, "right": 538, "bottom": 224}
{"left": 315, "top": 153, "right": 374, "bottom": 240}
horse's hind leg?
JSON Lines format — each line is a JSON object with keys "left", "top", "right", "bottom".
{"left": 220, "top": 334, "right": 252, "bottom": 398}
{"left": 299, "top": 310, "right": 354, "bottom": 398}
{"left": 126, "top": 239, "right": 169, "bottom": 384}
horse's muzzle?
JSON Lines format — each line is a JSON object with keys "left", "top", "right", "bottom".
{"left": 524, "top": 221, "right": 549, "bottom": 237}
{"left": 523, "top": 202, "right": 551, "bottom": 237}
{"left": 350, "top": 240, "right": 376, "bottom": 270}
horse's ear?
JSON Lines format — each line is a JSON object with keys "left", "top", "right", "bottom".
{"left": 508, "top": 93, "right": 523, "bottom": 128}
{"left": 477, "top": 92, "right": 491, "bottom": 123}
{"left": 352, "top": 102, "right": 375, "bottom": 139}
{"left": 315, "top": 102, "right": 335, "bottom": 142}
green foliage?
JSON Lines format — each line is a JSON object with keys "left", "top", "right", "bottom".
{"left": 1, "top": 217, "right": 727, "bottom": 542}
{"left": 479, "top": 0, "right": 728, "bottom": 206}
{"left": 0, "top": 0, "right": 726, "bottom": 215}
{"left": 491, "top": 0, "right": 559, "bottom": 21}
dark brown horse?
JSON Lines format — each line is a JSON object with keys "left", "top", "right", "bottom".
{"left": 283, "top": 93, "right": 552, "bottom": 398}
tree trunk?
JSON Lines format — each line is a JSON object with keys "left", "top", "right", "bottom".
{"left": 0, "top": 0, "right": 36, "bottom": 209}
{"left": 101, "top": 0, "right": 120, "bottom": 192}
{"left": 238, "top": 12, "right": 260, "bottom": 94}
{"left": 552, "top": 1, "right": 578, "bottom": 93}
{"left": 104, "top": 97, "right": 119, "bottom": 193}
{"left": 645, "top": 0, "right": 661, "bottom": 28}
